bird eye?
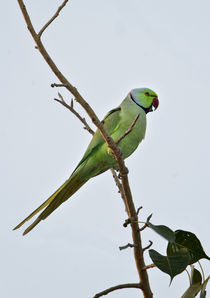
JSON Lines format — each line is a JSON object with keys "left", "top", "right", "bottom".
{"left": 145, "top": 92, "right": 150, "bottom": 96}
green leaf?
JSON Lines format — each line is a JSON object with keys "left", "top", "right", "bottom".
{"left": 182, "top": 284, "right": 201, "bottom": 298}
{"left": 200, "top": 276, "right": 210, "bottom": 298}
{"left": 192, "top": 268, "right": 202, "bottom": 284}
{"left": 200, "top": 290, "right": 206, "bottom": 298}
{"left": 146, "top": 221, "right": 175, "bottom": 243}
{"left": 182, "top": 267, "right": 202, "bottom": 298}
{"left": 167, "top": 230, "right": 210, "bottom": 264}
{"left": 149, "top": 249, "right": 190, "bottom": 282}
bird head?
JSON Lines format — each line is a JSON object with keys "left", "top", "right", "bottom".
{"left": 130, "top": 88, "right": 159, "bottom": 113}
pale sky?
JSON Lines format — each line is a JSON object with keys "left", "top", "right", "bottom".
{"left": 2, "top": 1, "right": 210, "bottom": 297}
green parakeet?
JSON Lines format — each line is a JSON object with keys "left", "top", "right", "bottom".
{"left": 14, "top": 88, "right": 159, "bottom": 235}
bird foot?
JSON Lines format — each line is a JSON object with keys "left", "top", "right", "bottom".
{"left": 118, "top": 166, "right": 129, "bottom": 178}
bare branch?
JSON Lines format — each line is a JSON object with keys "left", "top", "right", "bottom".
{"left": 93, "top": 283, "right": 142, "bottom": 298}
{"left": 54, "top": 93, "right": 95, "bottom": 135}
{"left": 139, "top": 223, "right": 147, "bottom": 232}
{"left": 110, "top": 169, "right": 122, "bottom": 193}
{"left": 142, "top": 240, "right": 153, "bottom": 252}
{"left": 38, "top": 0, "right": 69, "bottom": 38}
{"left": 137, "top": 206, "right": 143, "bottom": 215}
{"left": 116, "top": 114, "right": 140, "bottom": 146}
{"left": 51, "top": 83, "right": 68, "bottom": 88}
{"left": 143, "top": 264, "right": 156, "bottom": 271}
{"left": 110, "top": 168, "right": 129, "bottom": 211}
{"left": 119, "top": 243, "right": 138, "bottom": 251}
{"left": 123, "top": 219, "right": 131, "bottom": 227}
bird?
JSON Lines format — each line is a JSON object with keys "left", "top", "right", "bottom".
{"left": 13, "top": 88, "right": 159, "bottom": 235}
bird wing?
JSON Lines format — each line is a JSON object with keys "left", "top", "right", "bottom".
{"left": 73, "top": 106, "right": 121, "bottom": 172}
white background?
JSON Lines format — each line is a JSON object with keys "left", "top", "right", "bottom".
{"left": 1, "top": 1, "right": 210, "bottom": 297}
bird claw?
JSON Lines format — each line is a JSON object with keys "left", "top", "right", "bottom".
{"left": 118, "top": 167, "right": 129, "bottom": 178}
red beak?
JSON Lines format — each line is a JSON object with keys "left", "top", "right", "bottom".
{"left": 149, "top": 97, "right": 159, "bottom": 112}
{"left": 151, "top": 97, "right": 159, "bottom": 111}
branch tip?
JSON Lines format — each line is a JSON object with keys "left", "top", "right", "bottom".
{"left": 142, "top": 264, "right": 156, "bottom": 271}
{"left": 93, "top": 283, "right": 142, "bottom": 298}
{"left": 139, "top": 224, "right": 147, "bottom": 232}
{"left": 136, "top": 206, "right": 143, "bottom": 215}
{"left": 143, "top": 240, "right": 153, "bottom": 252}
{"left": 119, "top": 243, "right": 138, "bottom": 251}
{"left": 51, "top": 83, "right": 68, "bottom": 88}
{"left": 38, "top": 0, "right": 69, "bottom": 38}
{"left": 54, "top": 94, "right": 95, "bottom": 135}
{"left": 71, "top": 98, "right": 74, "bottom": 108}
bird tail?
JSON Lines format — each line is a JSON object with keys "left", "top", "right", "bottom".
{"left": 13, "top": 172, "right": 87, "bottom": 235}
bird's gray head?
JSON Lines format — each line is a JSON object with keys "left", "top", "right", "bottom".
{"left": 129, "top": 88, "right": 159, "bottom": 113}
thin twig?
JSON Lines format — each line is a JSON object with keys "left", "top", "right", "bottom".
{"left": 38, "top": 0, "right": 69, "bottom": 38}
{"left": 137, "top": 206, "right": 143, "bottom": 215}
{"left": 110, "top": 168, "right": 129, "bottom": 211}
{"left": 54, "top": 93, "right": 95, "bottom": 135}
{"left": 142, "top": 240, "right": 153, "bottom": 252}
{"left": 51, "top": 83, "right": 68, "bottom": 88}
{"left": 110, "top": 168, "right": 123, "bottom": 193}
{"left": 142, "top": 264, "right": 156, "bottom": 271}
{"left": 116, "top": 114, "right": 140, "bottom": 146}
{"left": 139, "top": 224, "right": 147, "bottom": 232}
{"left": 93, "top": 283, "right": 142, "bottom": 298}
{"left": 119, "top": 243, "right": 138, "bottom": 251}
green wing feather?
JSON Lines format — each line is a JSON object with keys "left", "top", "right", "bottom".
{"left": 75, "top": 106, "right": 121, "bottom": 169}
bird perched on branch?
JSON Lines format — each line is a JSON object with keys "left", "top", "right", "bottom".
{"left": 14, "top": 88, "right": 159, "bottom": 235}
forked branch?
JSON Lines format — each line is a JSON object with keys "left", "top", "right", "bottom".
{"left": 38, "top": 0, "right": 69, "bottom": 38}
{"left": 54, "top": 93, "right": 95, "bottom": 135}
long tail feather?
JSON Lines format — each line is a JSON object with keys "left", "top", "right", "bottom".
{"left": 23, "top": 218, "right": 42, "bottom": 236}
{"left": 13, "top": 180, "right": 69, "bottom": 231}
{"left": 13, "top": 172, "right": 87, "bottom": 235}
